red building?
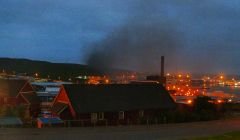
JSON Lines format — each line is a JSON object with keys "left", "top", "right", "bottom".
{"left": 52, "top": 84, "right": 176, "bottom": 126}
{"left": 0, "top": 79, "right": 40, "bottom": 117}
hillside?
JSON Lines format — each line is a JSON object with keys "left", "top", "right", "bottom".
{"left": 0, "top": 58, "right": 101, "bottom": 80}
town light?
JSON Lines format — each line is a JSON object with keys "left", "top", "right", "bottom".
{"left": 105, "top": 79, "right": 110, "bottom": 84}
{"left": 217, "top": 99, "right": 222, "bottom": 103}
{"left": 35, "top": 73, "right": 38, "bottom": 77}
{"left": 187, "top": 100, "right": 192, "bottom": 104}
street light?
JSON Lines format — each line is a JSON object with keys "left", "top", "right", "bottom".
{"left": 35, "top": 73, "right": 38, "bottom": 77}
{"left": 220, "top": 76, "right": 224, "bottom": 79}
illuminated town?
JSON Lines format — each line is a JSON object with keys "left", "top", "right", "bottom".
{"left": 0, "top": 57, "right": 239, "bottom": 121}
{"left": 0, "top": 56, "right": 238, "bottom": 140}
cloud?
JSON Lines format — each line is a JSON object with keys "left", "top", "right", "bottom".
{"left": 86, "top": 0, "right": 240, "bottom": 74}
{"left": 0, "top": 0, "right": 240, "bottom": 74}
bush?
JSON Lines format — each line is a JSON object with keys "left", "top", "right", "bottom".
{"left": 0, "top": 105, "right": 29, "bottom": 120}
{"left": 158, "top": 96, "right": 226, "bottom": 123}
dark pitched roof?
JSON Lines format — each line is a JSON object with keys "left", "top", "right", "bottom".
{"left": 61, "top": 84, "right": 176, "bottom": 113}
{"left": 0, "top": 79, "right": 27, "bottom": 97}
{"left": 0, "top": 79, "right": 39, "bottom": 105}
{"left": 21, "top": 92, "right": 40, "bottom": 105}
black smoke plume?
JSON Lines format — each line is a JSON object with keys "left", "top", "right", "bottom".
{"left": 86, "top": 0, "right": 186, "bottom": 74}
{"left": 87, "top": 21, "right": 183, "bottom": 74}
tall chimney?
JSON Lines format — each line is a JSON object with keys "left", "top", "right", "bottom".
{"left": 161, "top": 56, "right": 164, "bottom": 77}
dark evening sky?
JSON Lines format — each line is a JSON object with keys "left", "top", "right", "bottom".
{"left": 1, "top": 0, "right": 240, "bottom": 74}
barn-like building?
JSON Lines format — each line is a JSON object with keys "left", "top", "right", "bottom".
{"left": 52, "top": 84, "right": 176, "bottom": 125}
{"left": 0, "top": 79, "right": 40, "bottom": 117}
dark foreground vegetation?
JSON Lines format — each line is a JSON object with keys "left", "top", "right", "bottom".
{"left": 160, "top": 96, "right": 240, "bottom": 124}
{"left": 137, "top": 96, "right": 240, "bottom": 125}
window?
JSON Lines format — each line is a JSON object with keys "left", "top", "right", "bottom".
{"left": 119, "top": 111, "right": 124, "bottom": 120}
{"left": 139, "top": 110, "right": 144, "bottom": 117}
{"left": 3, "top": 97, "right": 8, "bottom": 104}
{"left": 91, "top": 113, "right": 98, "bottom": 121}
{"left": 98, "top": 112, "right": 104, "bottom": 120}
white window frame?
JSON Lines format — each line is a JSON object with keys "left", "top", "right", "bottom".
{"left": 119, "top": 111, "right": 125, "bottom": 120}
{"left": 98, "top": 112, "right": 104, "bottom": 120}
{"left": 91, "top": 113, "right": 98, "bottom": 121}
{"left": 3, "top": 97, "right": 8, "bottom": 104}
{"left": 139, "top": 110, "right": 144, "bottom": 117}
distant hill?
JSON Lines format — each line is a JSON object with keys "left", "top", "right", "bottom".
{"left": 0, "top": 58, "right": 102, "bottom": 80}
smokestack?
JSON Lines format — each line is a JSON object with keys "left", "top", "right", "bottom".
{"left": 161, "top": 56, "right": 164, "bottom": 77}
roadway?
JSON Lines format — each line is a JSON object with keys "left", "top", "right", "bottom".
{"left": 0, "top": 117, "right": 239, "bottom": 140}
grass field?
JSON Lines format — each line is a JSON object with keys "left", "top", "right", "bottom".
{"left": 189, "top": 131, "right": 240, "bottom": 140}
